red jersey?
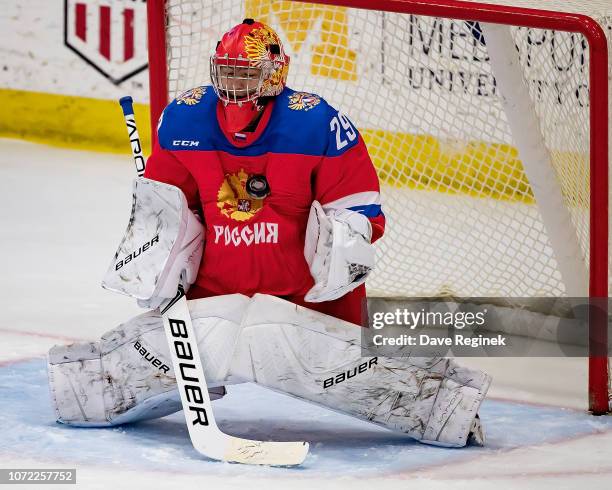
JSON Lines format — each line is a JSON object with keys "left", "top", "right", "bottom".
{"left": 144, "top": 86, "right": 385, "bottom": 324}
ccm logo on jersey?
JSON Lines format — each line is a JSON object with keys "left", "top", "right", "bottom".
{"left": 213, "top": 223, "right": 278, "bottom": 246}
{"left": 115, "top": 235, "right": 159, "bottom": 270}
{"left": 172, "top": 140, "right": 200, "bottom": 147}
{"left": 323, "top": 358, "right": 378, "bottom": 389}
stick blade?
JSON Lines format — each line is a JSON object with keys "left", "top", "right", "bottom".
{"left": 221, "top": 439, "right": 309, "bottom": 466}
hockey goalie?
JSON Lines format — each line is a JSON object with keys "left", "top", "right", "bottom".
{"left": 47, "top": 19, "right": 490, "bottom": 455}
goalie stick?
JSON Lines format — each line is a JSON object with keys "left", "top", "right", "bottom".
{"left": 118, "top": 96, "right": 309, "bottom": 465}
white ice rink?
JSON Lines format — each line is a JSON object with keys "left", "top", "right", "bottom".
{"left": 1, "top": 138, "right": 611, "bottom": 489}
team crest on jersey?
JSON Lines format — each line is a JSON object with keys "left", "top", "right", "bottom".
{"left": 217, "top": 169, "right": 264, "bottom": 221}
{"left": 288, "top": 92, "right": 321, "bottom": 111}
{"left": 177, "top": 87, "right": 206, "bottom": 106}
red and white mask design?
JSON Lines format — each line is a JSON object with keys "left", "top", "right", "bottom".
{"left": 210, "top": 19, "right": 290, "bottom": 131}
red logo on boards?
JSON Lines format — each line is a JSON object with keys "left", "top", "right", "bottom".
{"left": 63, "top": 0, "right": 148, "bottom": 84}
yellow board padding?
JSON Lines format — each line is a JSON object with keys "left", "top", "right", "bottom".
{"left": 363, "top": 129, "right": 533, "bottom": 203}
{"left": 0, "top": 89, "right": 587, "bottom": 207}
{"left": 245, "top": 0, "right": 357, "bottom": 81}
{"left": 363, "top": 129, "right": 589, "bottom": 206}
{"left": 0, "top": 88, "right": 151, "bottom": 154}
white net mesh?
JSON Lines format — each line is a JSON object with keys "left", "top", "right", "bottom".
{"left": 163, "top": 0, "right": 612, "bottom": 300}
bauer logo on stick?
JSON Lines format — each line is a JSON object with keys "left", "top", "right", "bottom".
{"left": 168, "top": 317, "right": 210, "bottom": 427}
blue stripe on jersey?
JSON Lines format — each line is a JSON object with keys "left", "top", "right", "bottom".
{"left": 157, "top": 86, "right": 359, "bottom": 158}
{"left": 348, "top": 204, "right": 383, "bottom": 217}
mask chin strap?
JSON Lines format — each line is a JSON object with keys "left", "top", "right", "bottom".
{"left": 221, "top": 100, "right": 263, "bottom": 133}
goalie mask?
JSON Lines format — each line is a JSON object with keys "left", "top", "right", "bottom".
{"left": 210, "top": 19, "right": 290, "bottom": 132}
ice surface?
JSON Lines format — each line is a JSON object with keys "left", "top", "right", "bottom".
{"left": 2, "top": 359, "right": 611, "bottom": 477}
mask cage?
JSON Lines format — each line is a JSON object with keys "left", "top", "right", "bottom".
{"left": 210, "top": 55, "right": 265, "bottom": 105}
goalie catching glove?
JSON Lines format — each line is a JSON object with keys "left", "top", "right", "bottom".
{"left": 102, "top": 177, "right": 204, "bottom": 309}
{"left": 304, "top": 200, "right": 375, "bottom": 302}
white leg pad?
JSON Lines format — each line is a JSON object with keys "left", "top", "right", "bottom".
{"left": 229, "top": 294, "right": 491, "bottom": 447}
{"left": 48, "top": 294, "right": 249, "bottom": 426}
{"left": 48, "top": 293, "right": 490, "bottom": 447}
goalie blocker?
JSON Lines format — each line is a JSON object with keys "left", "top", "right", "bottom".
{"left": 48, "top": 294, "right": 490, "bottom": 448}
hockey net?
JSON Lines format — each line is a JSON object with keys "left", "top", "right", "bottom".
{"left": 147, "top": 0, "right": 611, "bottom": 412}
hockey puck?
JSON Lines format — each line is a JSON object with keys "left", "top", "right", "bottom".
{"left": 246, "top": 175, "right": 270, "bottom": 199}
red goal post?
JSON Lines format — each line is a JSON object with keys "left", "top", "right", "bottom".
{"left": 146, "top": 0, "right": 610, "bottom": 414}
